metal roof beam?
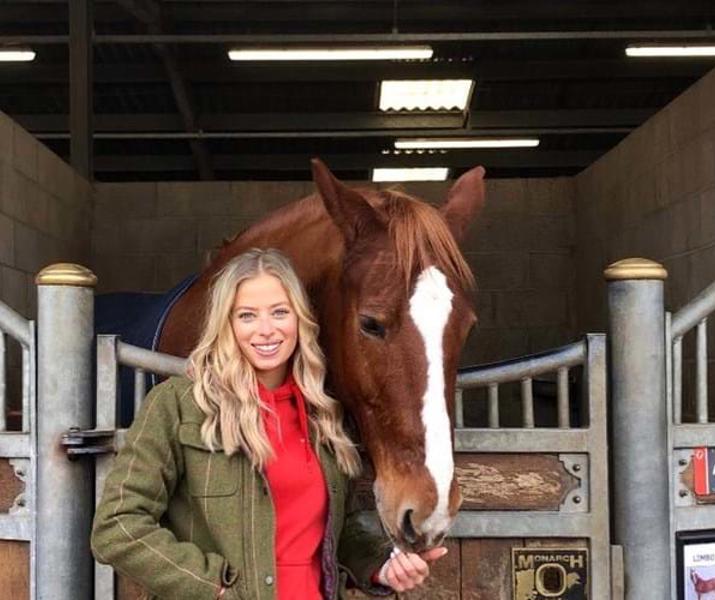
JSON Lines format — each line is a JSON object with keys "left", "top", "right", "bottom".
{"left": 91, "top": 149, "right": 601, "bottom": 173}
{"left": 3, "top": 0, "right": 715, "bottom": 24}
{"left": 2, "top": 29, "right": 715, "bottom": 45}
{"left": 0, "top": 59, "right": 707, "bottom": 84}
{"left": 12, "top": 109, "right": 649, "bottom": 134}
{"left": 69, "top": 0, "right": 93, "bottom": 179}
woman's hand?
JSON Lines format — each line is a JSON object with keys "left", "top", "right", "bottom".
{"left": 376, "top": 546, "right": 448, "bottom": 592}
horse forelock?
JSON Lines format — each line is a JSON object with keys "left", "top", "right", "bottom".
{"left": 373, "top": 189, "right": 475, "bottom": 293}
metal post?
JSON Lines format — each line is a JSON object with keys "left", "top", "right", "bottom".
{"left": 36, "top": 263, "right": 97, "bottom": 600}
{"left": 605, "top": 257, "right": 670, "bottom": 600}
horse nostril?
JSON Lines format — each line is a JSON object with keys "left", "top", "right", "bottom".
{"left": 401, "top": 509, "right": 418, "bottom": 545}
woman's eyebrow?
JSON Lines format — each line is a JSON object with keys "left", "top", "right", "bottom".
{"left": 233, "top": 302, "right": 289, "bottom": 311}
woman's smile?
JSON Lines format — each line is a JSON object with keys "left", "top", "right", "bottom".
{"left": 252, "top": 341, "right": 282, "bottom": 356}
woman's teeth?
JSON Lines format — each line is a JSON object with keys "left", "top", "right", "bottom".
{"left": 253, "top": 342, "right": 280, "bottom": 355}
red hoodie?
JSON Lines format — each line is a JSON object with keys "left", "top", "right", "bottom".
{"left": 259, "top": 377, "right": 328, "bottom": 600}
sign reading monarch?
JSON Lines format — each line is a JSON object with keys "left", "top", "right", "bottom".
{"left": 512, "top": 547, "right": 588, "bottom": 600}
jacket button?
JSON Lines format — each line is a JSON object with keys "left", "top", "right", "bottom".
{"left": 265, "top": 575, "right": 274, "bottom": 586}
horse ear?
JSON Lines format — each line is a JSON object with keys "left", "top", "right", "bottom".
{"left": 311, "top": 158, "right": 382, "bottom": 247}
{"left": 440, "top": 165, "right": 486, "bottom": 242}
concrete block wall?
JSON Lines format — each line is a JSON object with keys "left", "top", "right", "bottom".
{"left": 92, "top": 176, "right": 576, "bottom": 367}
{"left": 0, "top": 111, "right": 94, "bottom": 319}
{"left": 92, "top": 180, "right": 314, "bottom": 293}
{"left": 0, "top": 111, "right": 94, "bottom": 428}
{"left": 574, "top": 66, "right": 715, "bottom": 333}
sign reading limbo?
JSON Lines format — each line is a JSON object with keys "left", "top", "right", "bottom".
{"left": 683, "top": 543, "right": 715, "bottom": 600}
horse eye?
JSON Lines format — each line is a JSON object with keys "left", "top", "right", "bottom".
{"left": 359, "top": 315, "right": 386, "bottom": 339}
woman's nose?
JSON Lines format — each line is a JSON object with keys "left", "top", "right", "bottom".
{"left": 256, "top": 316, "right": 274, "bottom": 335}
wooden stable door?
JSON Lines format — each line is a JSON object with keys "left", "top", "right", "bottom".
{"left": 0, "top": 457, "right": 30, "bottom": 599}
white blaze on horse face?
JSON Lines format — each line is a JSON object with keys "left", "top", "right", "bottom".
{"left": 408, "top": 266, "right": 454, "bottom": 539}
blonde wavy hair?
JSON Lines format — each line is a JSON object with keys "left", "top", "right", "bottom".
{"left": 188, "top": 248, "right": 360, "bottom": 476}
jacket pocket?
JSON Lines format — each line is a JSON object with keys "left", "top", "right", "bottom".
{"left": 179, "top": 423, "right": 238, "bottom": 497}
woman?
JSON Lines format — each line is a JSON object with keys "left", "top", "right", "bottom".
{"left": 91, "top": 248, "right": 446, "bottom": 600}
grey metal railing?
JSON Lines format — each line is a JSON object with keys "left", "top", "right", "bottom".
{"left": 0, "top": 301, "right": 35, "bottom": 433}
{"left": 0, "top": 299, "right": 37, "bottom": 600}
{"left": 456, "top": 341, "right": 585, "bottom": 430}
{"left": 94, "top": 335, "right": 186, "bottom": 599}
{"left": 452, "top": 335, "right": 611, "bottom": 600}
{"left": 668, "top": 279, "right": 715, "bottom": 546}
{"left": 670, "top": 279, "right": 715, "bottom": 425}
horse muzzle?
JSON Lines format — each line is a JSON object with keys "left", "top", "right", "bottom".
{"left": 374, "top": 474, "right": 462, "bottom": 553}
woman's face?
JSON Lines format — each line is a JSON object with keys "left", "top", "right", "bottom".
{"left": 231, "top": 273, "right": 299, "bottom": 389}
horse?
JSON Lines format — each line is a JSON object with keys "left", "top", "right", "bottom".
{"left": 157, "top": 159, "right": 485, "bottom": 552}
{"left": 692, "top": 570, "right": 715, "bottom": 599}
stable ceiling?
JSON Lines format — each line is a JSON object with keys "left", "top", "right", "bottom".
{"left": 1, "top": 0, "right": 715, "bottom": 181}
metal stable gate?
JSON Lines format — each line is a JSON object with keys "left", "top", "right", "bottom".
{"left": 452, "top": 334, "right": 613, "bottom": 599}
{"left": 0, "top": 300, "right": 36, "bottom": 598}
{"left": 2, "top": 258, "right": 713, "bottom": 599}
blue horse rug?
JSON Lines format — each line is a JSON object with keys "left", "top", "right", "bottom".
{"left": 95, "top": 274, "right": 197, "bottom": 426}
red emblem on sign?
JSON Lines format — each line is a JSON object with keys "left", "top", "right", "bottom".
{"left": 693, "top": 447, "right": 710, "bottom": 495}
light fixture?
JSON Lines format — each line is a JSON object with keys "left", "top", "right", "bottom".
{"left": 626, "top": 45, "right": 715, "bottom": 57}
{"left": 379, "top": 79, "right": 474, "bottom": 111}
{"left": 395, "top": 137, "right": 540, "bottom": 149}
{"left": 228, "top": 46, "right": 433, "bottom": 61}
{"left": 0, "top": 49, "right": 36, "bottom": 62}
{"left": 371, "top": 167, "right": 449, "bottom": 182}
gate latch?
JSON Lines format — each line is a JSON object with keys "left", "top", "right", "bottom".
{"left": 61, "top": 427, "right": 117, "bottom": 459}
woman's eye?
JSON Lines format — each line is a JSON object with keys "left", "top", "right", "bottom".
{"left": 273, "top": 308, "right": 290, "bottom": 318}
{"left": 359, "top": 315, "right": 386, "bottom": 339}
{"left": 237, "top": 312, "right": 255, "bottom": 322}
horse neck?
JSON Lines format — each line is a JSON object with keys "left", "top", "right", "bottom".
{"left": 210, "top": 194, "right": 344, "bottom": 286}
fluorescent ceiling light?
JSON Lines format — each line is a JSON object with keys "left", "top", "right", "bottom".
{"left": 228, "top": 46, "right": 433, "bottom": 61}
{"left": 372, "top": 167, "right": 449, "bottom": 182}
{"left": 395, "top": 137, "right": 540, "bottom": 149}
{"left": 626, "top": 45, "right": 715, "bottom": 57}
{"left": 0, "top": 49, "right": 36, "bottom": 62}
{"left": 379, "top": 79, "right": 474, "bottom": 111}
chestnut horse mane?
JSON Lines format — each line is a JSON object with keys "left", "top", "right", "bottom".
{"left": 209, "top": 188, "right": 475, "bottom": 290}
{"left": 378, "top": 188, "right": 475, "bottom": 290}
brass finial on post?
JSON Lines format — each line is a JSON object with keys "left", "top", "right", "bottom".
{"left": 604, "top": 257, "right": 667, "bottom": 281}
{"left": 35, "top": 263, "right": 97, "bottom": 287}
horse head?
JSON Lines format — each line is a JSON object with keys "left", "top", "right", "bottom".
{"left": 311, "top": 159, "right": 485, "bottom": 552}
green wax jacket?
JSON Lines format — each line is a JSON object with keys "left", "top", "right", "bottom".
{"left": 91, "top": 376, "right": 392, "bottom": 600}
